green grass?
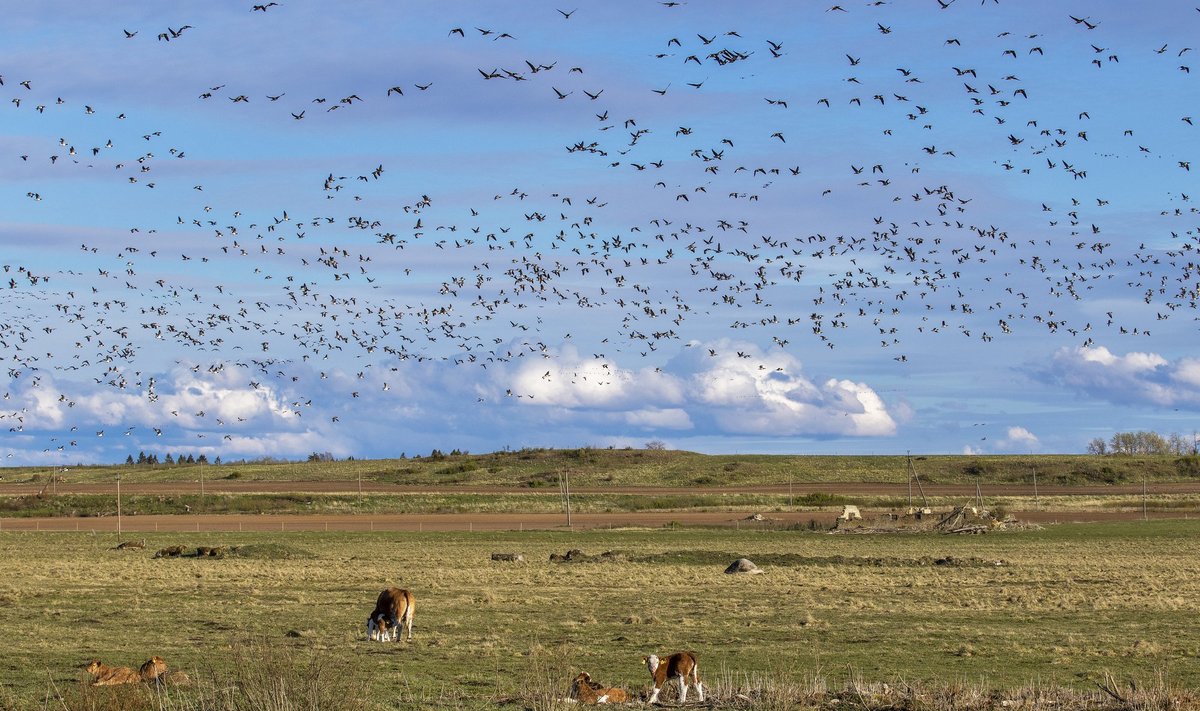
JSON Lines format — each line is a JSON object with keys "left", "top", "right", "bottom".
{"left": 3, "top": 490, "right": 1197, "bottom": 519}
{"left": 6, "top": 449, "right": 1200, "bottom": 487}
{"left": 1, "top": 520, "right": 1199, "bottom": 709}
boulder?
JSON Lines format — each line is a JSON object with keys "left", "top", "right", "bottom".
{"left": 724, "top": 558, "right": 764, "bottom": 575}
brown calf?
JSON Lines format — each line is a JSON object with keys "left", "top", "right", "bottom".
{"left": 642, "top": 651, "right": 703, "bottom": 704}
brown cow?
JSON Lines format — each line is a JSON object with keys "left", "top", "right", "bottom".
{"left": 571, "top": 671, "right": 630, "bottom": 704}
{"left": 643, "top": 652, "right": 703, "bottom": 704}
{"left": 366, "top": 587, "right": 415, "bottom": 642}
{"left": 140, "top": 656, "right": 191, "bottom": 686}
{"left": 85, "top": 660, "right": 140, "bottom": 686}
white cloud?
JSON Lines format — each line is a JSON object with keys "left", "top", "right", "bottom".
{"left": 1005, "top": 426, "right": 1039, "bottom": 446}
{"left": 503, "top": 340, "right": 897, "bottom": 438}
{"left": 507, "top": 345, "right": 684, "bottom": 408}
{"left": 623, "top": 407, "right": 693, "bottom": 430}
{"left": 1, "top": 340, "right": 902, "bottom": 464}
{"left": 1038, "top": 345, "right": 1200, "bottom": 409}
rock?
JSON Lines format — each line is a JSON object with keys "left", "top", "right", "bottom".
{"left": 724, "top": 558, "right": 763, "bottom": 575}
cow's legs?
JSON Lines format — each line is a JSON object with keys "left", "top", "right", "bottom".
{"left": 648, "top": 686, "right": 661, "bottom": 704}
{"left": 678, "top": 675, "right": 688, "bottom": 703}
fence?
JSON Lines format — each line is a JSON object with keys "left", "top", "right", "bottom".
{"left": 0, "top": 511, "right": 828, "bottom": 534}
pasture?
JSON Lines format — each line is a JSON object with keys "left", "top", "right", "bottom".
{"left": 7, "top": 449, "right": 1200, "bottom": 488}
{"left": 1, "top": 520, "right": 1199, "bottom": 709}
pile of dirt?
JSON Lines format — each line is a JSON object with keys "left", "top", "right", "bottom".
{"left": 724, "top": 558, "right": 764, "bottom": 574}
{"left": 152, "top": 545, "right": 228, "bottom": 558}
{"left": 549, "top": 549, "right": 626, "bottom": 563}
{"left": 152, "top": 543, "right": 314, "bottom": 560}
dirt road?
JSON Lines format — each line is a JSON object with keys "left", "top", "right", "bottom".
{"left": 0, "top": 508, "right": 1191, "bottom": 533}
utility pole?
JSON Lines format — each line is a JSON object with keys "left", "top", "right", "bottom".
{"left": 907, "top": 453, "right": 928, "bottom": 509}
{"left": 558, "top": 471, "right": 572, "bottom": 527}
{"left": 1032, "top": 468, "right": 1039, "bottom": 508}
{"left": 116, "top": 472, "right": 122, "bottom": 541}
{"left": 907, "top": 451, "right": 912, "bottom": 510}
{"left": 1143, "top": 476, "right": 1148, "bottom": 521}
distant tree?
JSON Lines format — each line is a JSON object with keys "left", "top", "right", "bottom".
{"left": 1086, "top": 438, "right": 1107, "bottom": 455}
{"left": 147, "top": 454, "right": 159, "bottom": 465}
{"left": 1109, "top": 430, "right": 1171, "bottom": 455}
{"left": 307, "top": 451, "right": 334, "bottom": 462}
{"left": 164, "top": 453, "right": 174, "bottom": 465}
{"left": 213, "top": 456, "right": 221, "bottom": 465}
{"left": 1166, "top": 432, "right": 1195, "bottom": 456}
{"left": 429, "top": 449, "right": 445, "bottom": 460}
{"left": 136, "top": 451, "right": 148, "bottom": 465}
{"left": 197, "top": 454, "right": 208, "bottom": 464}
{"left": 645, "top": 440, "right": 668, "bottom": 451}
{"left": 125, "top": 454, "right": 135, "bottom": 466}
{"left": 185, "top": 454, "right": 195, "bottom": 464}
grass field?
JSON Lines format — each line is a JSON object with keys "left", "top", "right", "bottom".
{"left": 6, "top": 449, "right": 1200, "bottom": 488}
{"left": 1, "top": 491, "right": 1198, "bottom": 519}
{"left": 1, "top": 520, "right": 1198, "bottom": 710}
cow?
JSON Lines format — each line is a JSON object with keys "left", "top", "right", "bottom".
{"left": 571, "top": 671, "right": 629, "bottom": 704}
{"left": 140, "top": 656, "right": 191, "bottom": 686}
{"left": 85, "top": 660, "right": 140, "bottom": 686}
{"left": 366, "top": 587, "right": 415, "bottom": 642}
{"left": 139, "top": 656, "right": 168, "bottom": 682}
{"left": 642, "top": 652, "right": 703, "bottom": 704}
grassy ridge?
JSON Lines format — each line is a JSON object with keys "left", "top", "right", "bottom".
{"left": 6, "top": 449, "right": 1200, "bottom": 487}
{"left": 1, "top": 491, "right": 1198, "bottom": 519}
{"left": 1, "top": 521, "right": 1199, "bottom": 709}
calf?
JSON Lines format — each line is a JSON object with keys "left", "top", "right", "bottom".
{"left": 366, "top": 587, "right": 415, "bottom": 642}
{"left": 643, "top": 652, "right": 703, "bottom": 704}
{"left": 571, "top": 671, "right": 629, "bottom": 704}
{"left": 85, "top": 660, "right": 140, "bottom": 686}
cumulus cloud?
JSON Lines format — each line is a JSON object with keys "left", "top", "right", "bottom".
{"left": 500, "top": 340, "right": 897, "bottom": 438}
{"left": 1, "top": 340, "right": 901, "bottom": 464}
{"left": 991, "top": 425, "right": 1040, "bottom": 452}
{"left": 1038, "top": 345, "right": 1200, "bottom": 409}
{"left": 506, "top": 345, "right": 685, "bottom": 409}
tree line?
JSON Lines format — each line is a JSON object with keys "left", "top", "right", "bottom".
{"left": 124, "top": 451, "right": 219, "bottom": 466}
{"left": 1087, "top": 431, "right": 1199, "bottom": 456}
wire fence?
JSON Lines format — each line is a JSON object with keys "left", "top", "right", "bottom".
{"left": 0, "top": 512, "right": 823, "bottom": 534}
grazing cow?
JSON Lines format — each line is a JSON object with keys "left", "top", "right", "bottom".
{"left": 571, "top": 671, "right": 629, "bottom": 704}
{"left": 366, "top": 587, "right": 414, "bottom": 642}
{"left": 85, "top": 660, "right": 140, "bottom": 686}
{"left": 643, "top": 652, "right": 703, "bottom": 704}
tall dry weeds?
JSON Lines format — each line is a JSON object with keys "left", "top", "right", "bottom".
{"left": 512, "top": 642, "right": 577, "bottom": 711}
{"left": 38, "top": 640, "right": 370, "bottom": 711}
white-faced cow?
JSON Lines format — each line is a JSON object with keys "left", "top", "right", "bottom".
{"left": 366, "top": 587, "right": 415, "bottom": 642}
{"left": 643, "top": 651, "right": 703, "bottom": 704}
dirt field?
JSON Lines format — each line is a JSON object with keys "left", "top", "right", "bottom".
{"left": 0, "top": 507, "right": 1187, "bottom": 532}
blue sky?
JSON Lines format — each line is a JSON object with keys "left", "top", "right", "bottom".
{"left": 1, "top": 1, "right": 1198, "bottom": 465}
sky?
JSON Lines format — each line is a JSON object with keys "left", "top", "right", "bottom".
{"left": 1, "top": 1, "right": 1198, "bottom": 465}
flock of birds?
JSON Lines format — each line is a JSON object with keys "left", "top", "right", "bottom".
{"left": 0, "top": 2, "right": 1197, "bottom": 462}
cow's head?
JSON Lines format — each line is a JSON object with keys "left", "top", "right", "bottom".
{"left": 643, "top": 654, "right": 660, "bottom": 675}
